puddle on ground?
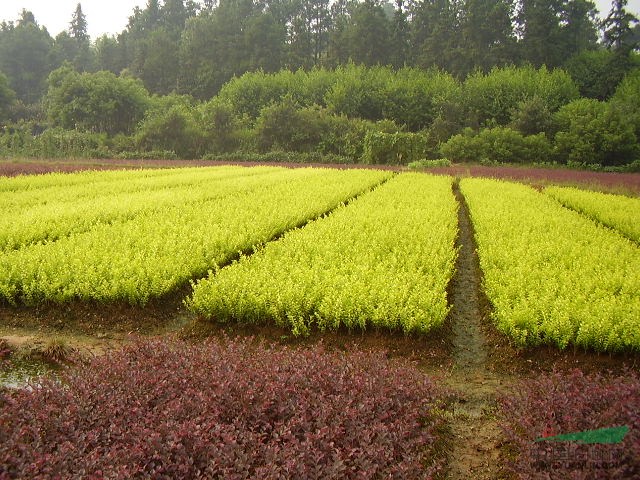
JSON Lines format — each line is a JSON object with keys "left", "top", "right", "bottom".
{"left": 0, "top": 358, "right": 56, "bottom": 390}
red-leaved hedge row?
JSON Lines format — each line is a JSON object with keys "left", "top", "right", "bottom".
{"left": 0, "top": 340, "right": 9, "bottom": 361}
{"left": 499, "top": 369, "right": 640, "bottom": 479}
{"left": 0, "top": 338, "right": 445, "bottom": 479}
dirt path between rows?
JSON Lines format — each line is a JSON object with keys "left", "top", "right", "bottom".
{"left": 444, "top": 180, "right": 515, "bottom": 479}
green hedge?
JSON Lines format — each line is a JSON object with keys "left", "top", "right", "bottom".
{"left": 362, "top": 132, "right": 427, "bottom": 165}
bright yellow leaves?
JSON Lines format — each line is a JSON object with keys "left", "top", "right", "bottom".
{"left": 187, "top": 173, "right": 458, "bottom": 336}
{"left": 461, "top": 178, "right": 640, "bottom": 351}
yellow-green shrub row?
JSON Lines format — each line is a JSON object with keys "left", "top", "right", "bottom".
{"left": 461, "top": 178, "right": 640, "bottom": 351}
{"left": 187, "top": 173, "right": 458, "bottom": 336}
{"left": 0, "top": 166, "right": 282, "bottom": 250}
{"left": 0, "top": 167, "right": 390, "bottom": 306}
{"left": 0, "top": 165, "right": 174, "bottom": 194}
{"left": 2, "top": 165, "right": 260, "bottom": 211}
{"left": 545, "top": 186, "right": 640, "bottom": 243}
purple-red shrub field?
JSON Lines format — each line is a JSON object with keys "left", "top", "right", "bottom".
{"left": 499, "top": 369, "right": 640, "bottom": 479}
{"left": 0, "top": 338, "right": 446, "bottom": 479}
{"left": 0, "top": 340, "right": 9, "bottom": 361}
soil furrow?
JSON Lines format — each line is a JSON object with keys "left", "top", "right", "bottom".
{"left": 444, "top": 179, "right": 508, "bottom": 480}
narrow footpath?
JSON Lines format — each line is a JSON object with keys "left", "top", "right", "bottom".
{"left": 444, "top": 180, "right": 511, "bottom": 479}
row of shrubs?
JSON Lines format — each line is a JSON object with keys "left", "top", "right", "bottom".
{"left": 1, "top": 338, "right": 638, "bottom": 478}
{"left": 1, "top": 64, "right": 639, "bottom": 168}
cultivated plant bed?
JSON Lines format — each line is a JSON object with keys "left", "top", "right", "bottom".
{"left": 0, "top": 337, "right": 448, "bottom": 479}
{"left": 499, "top": 369, "right": 640, "bottom": 479}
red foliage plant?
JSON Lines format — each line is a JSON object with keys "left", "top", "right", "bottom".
{"left": 499, "top": 368, "right": 640, "bottom": 479}
{"left": 0, "top": 340, "right": 10, "bottom": 361}
{"left": 0, "top": 338, "right": 446, "bottom": 479}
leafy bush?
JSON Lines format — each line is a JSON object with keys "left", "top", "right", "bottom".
{"left": 217, "top": 68, "right": 338, "bottom": 120}
{"left": 254, "top": 97, "right": 324, "bottom": 153}
{"left": 610, "top": 69, "right": 640, "bottom": 139}
{"left": 0, "top": 338, "right": 446, "bottom": 479}
{"left": 407, "top": 158, "right": 452, "bottom": 169}
{"left": 115, "top": 150, "right": 178, "bottom": 160}
{"left": 381, "top": 67, "right": 461, "bottom": 132}
{"left": 499, "top": 369, "right": 640, "bottom": 479}
{"left": 199, "top": 98, "right": 242, "bottom": 154}
{"left": 362, "top": 131, "right": 427, "bottom": 165}
{"left": 0, "top": 338, "right": 10, "bottom": 360}
{"left": 136, "top": 99, "right": 204, "bottom": 159}
{"left": 44, "top": 65, "right": 150, "bottom": 135}
{"left": 254, "top": 97, "right": 399, "bottom": 160}
{"left": 463, "top": 65, "right": 579, "bottom": 127}
{"left": 440, "top": 127, "right": 552, "bottom": 164}
{"left": 0, "top": 126, "right": 112, "bottom": 159}
{"left": 554, "top": 99, "right": 638, "bottom": 167}
{"left": 201, "top": 151, "right": 353, "bottom": 164}
{"left": 217, "top": 69, "right": 294, "bottom": 119}
{"left": 509, "top": 96, "right": 554, "bottom": 136}
{"left": 324, "top": 63, "right": 389, "bottom": 121}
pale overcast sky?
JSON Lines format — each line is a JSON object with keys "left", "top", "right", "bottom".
{"left": 0, "top": 1, "right": 147, "bottom": 39}
{"left": 0, "top": 0, "right": 638, "bottom": 41}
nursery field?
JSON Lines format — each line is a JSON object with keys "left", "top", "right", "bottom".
{"left": 1, "top": 164, "right": 639, "bottom": 479}
{"left": 0, "top": 165, "right": 638, "bottom": 351}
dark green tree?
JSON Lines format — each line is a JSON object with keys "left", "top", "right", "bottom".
{"left": 330, "top": 0, "right": 393, "bottom": 66}
{"left": 0, "top": 10, "right": 54, "bottom": 103}
{"left": 390, "top": 0, "right": 410, "bottom": 67}
{"left": 178, "top": 0, "right": 285, "bottom": 99}
{"left": 602, "top": 0, "right": 639, "bottom": 52}
{"left": 70, "top": 3, "right": 89, "bottom": 42}
{"left": 44, "top": 65, "right": 150, "bottom": 135}
{"left": 459, "top": 0, "right": 517, "bottom": 73}
{"left": 95, "top": 35, "right": 127, "bottom": 74}
{"left": 517, "top": 0, "right": 565, "bottom": 67}
{"left": 288, "top": 0, "right": 332, "bottom": 68}
{"left": 326, "top": 0, "right": 353, "bottom": 65}
{"left": 408, "top": 0, "right": 463, "bottom": 73}
{"left": 517, "top": 0, "right": 599, "bottom": 68}
{"left": 51, "top": 4, "right": 95, "bottom": 72}
{"left": 560, "top": 0, "right": 598, "bottom": 54}
{"left": 0, "top": 71, "right": 16, "bottom": 123}
{"left": 600, "top": 0, "right": 639, "bottom": 95}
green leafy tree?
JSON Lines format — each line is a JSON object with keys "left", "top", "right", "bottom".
{"left": 463, "top": 65, "right": 579, "bottom": 127}
{"left": 390, "top": 0, "right": 410, "bottom": 67}
{"left": 459, "top": 0, "right": 517, "bottom": 74}
{"left": 408, "top": 0, "right": 463, "bottom": 73}
{"left": 554, "top": 98, "right": 638, "bottom": 166}
{"left": 602, "top": 0, "right": 639, "bottom": 52}
{"left": 45, "top": 65, "right": 150, "bottom": 135}
{"left": 95, "top": 34, "right": 127, "bottom": 74}
{"left": 288, "top": 0, "right": 332, "bottom": 68}
{"left": 137, "top": 94, "right": 204, "bottom": 157}
{"left": 0, "top": 10, "right": 54, "bottom": 104}
{"left": 329, "top": 0, "right": 393, "bottom": 66}
{"left": 0, "top": 71, "right": 16, "bottom": 123}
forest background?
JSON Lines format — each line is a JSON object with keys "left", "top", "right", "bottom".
{"left": 0, "top": 0, "right": 638, "bottom": 169}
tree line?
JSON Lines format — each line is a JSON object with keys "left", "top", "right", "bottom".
{"left": 0, "top": 0, "right": 638, "bottom": 168}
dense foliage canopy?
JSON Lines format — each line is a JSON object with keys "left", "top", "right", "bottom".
{"left": 0, "top": 0, "right": 638, "bottom": 167}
